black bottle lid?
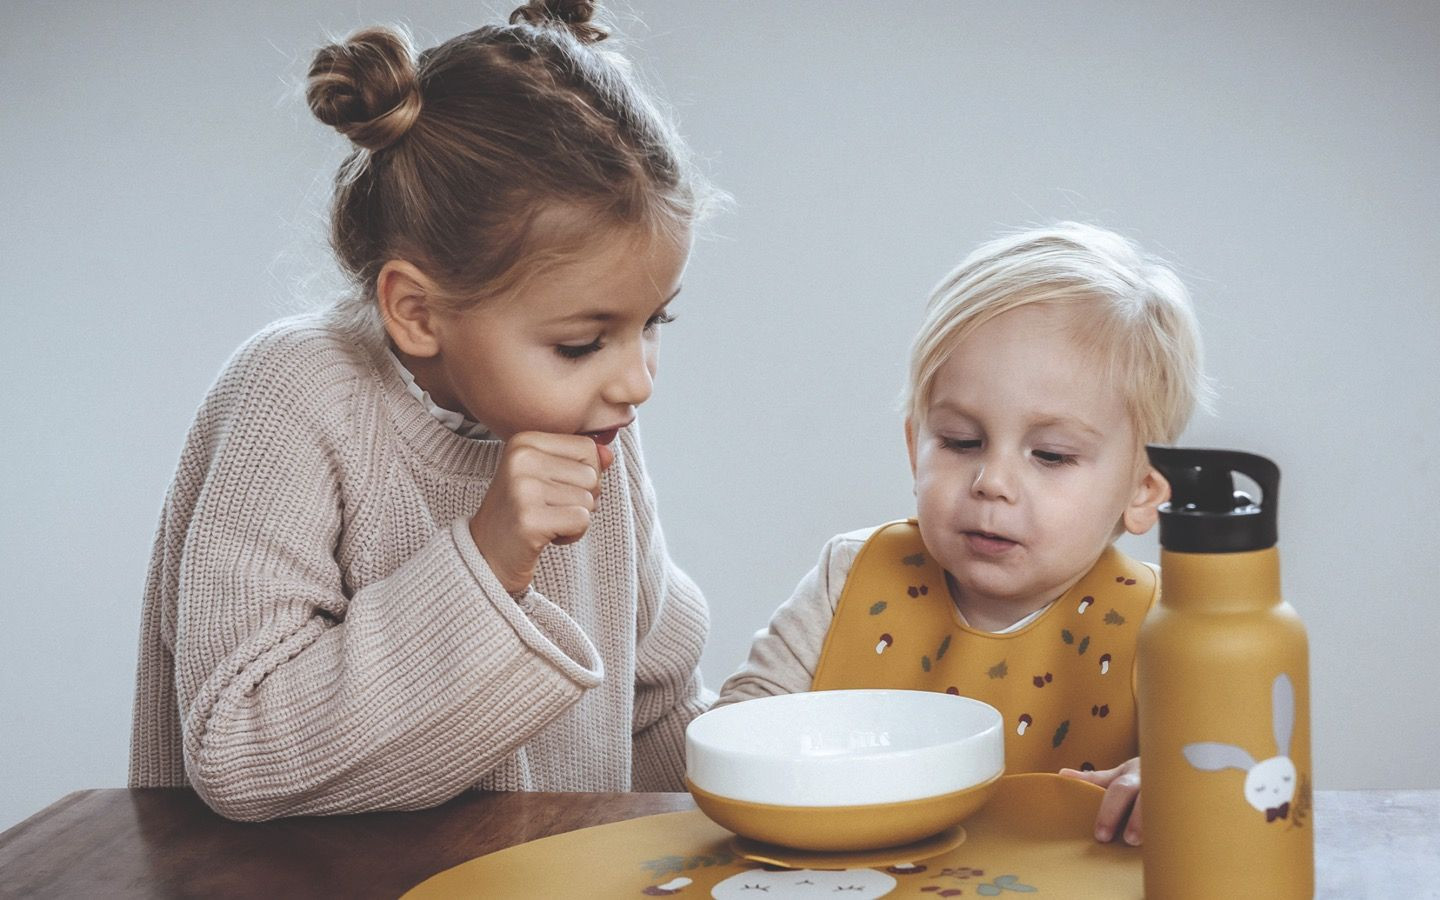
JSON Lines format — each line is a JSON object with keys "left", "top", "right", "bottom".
{"left": 1145, "top": 446, "right": 1280, "bottom": 553}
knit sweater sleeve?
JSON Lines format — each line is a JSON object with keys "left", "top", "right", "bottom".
{"left": 159, "top": 325, "right": 603, "bottom": 820}
{"left": 619, "top": 423, "right": 714, "bottom": 791}
{"left": 713, "top": 529, "right": 873, "bottom": 708}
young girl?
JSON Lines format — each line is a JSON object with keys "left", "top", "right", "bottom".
{"left": 129, "top": 0, "right": 717, "bottom": 822}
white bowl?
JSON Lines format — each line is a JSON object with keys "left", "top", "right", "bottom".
{"left": 685, "top": 689, "right": 1004, "bottom": 850}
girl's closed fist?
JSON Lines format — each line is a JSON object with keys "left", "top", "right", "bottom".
{"left": 469, "top": 432, "right": 614, "bottom": 594}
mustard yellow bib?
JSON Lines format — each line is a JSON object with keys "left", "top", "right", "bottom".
{"left": 812, "top": 520, "right": 1158, "bottom": 775}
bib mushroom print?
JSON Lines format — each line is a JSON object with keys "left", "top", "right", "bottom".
{"left": 811, "top": 520, "right": 1159, "bottom": 775}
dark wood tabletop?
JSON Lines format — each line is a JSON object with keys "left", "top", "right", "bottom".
{"left": 1, "top": 788, "right": 1436, "bottom": 898}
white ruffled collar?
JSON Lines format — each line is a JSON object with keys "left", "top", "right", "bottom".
{"left": 385, "top": 349, "right": 495, "bottom": 441}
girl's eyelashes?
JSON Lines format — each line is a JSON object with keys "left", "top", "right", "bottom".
{"left": 555, "top": 338, "right": 603, "bottom": 360}
{"left": 555, "top": 311, "right": 673, "bottom": 360}
{"left": 644, "top": 310, "right": 676, "bottom": 332}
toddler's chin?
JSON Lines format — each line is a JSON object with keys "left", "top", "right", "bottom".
{"left": 944, "top": 565, "right": 1043, "bottom": 607}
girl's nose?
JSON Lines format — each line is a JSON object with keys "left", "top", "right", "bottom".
{"left": 605, "top": 342, "right": 655, "bottom": 407}
{"left": 970, "top": 458, "right": 1017, "bottom": 503}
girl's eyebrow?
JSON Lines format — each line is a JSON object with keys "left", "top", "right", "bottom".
{"left": 547, "top": 286, "right": 681, "bottom": 325}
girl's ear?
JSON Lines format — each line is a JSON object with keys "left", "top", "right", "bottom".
{"left": 1121, "top": 465, "right": 1170, "bottom": 536}
{"left": 377, "top": 260, "right": 443, "bottom": 358}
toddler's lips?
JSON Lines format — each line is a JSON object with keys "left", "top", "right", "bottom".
{"left": 964, "top": 530, "right": 1019, "bottom": 557}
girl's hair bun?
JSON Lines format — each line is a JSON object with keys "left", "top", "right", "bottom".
{"left": 509, "top": 0, "right": 608, "bottom": 44}
{"left": 307, "top": 26, "right": 422, "bottom": 152}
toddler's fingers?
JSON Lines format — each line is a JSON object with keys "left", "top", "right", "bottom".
{"left": 1122, "top": 793, "right": 1143, "bottom": 846}
{"left": 1059, "top": 766, "right": 1106, "bottom": 786}
{"left": 1093, "top": 774, "right": 1142, "bottom": 844}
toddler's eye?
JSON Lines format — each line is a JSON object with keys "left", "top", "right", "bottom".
{"left": 555, "top": 338, "right": 603, "bottom": 360}
{"left": 1033, "top": 450, "right": 1078, "bottom": 466}
{"left": 940, "top": 437, "right": 980, "bottom": 452}
{"left": 644, "top": 310, "right": 676, "bottom": 333}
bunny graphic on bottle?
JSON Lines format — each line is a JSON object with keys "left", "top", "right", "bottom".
{"left": 1183, "top": 673, "right": 1300, "bottom": 824}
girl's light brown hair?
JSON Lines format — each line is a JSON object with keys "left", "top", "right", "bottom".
{"left": 306, "top": 0, "right": 714, "bottom": 343}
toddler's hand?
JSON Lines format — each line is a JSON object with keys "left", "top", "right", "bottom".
{"left": 1060, "top": 757, "right": 1142, "bottom": 845}
{"left": 469, "top": 431, "right": 614, "bottom": 595}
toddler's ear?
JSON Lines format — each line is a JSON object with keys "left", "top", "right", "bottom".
{"left": 378, "top": 260, "right": 443, "bottom": 358}
{"left": 1121, "top": 466, "right": 1170, "bottom": 535}
{"left": 904, "top": 417, "right": 919, "bottom": 478}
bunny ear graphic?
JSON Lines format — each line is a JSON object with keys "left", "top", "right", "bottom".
{"left": 1183, "top": 742, "right": 1257, "bottom": 772}
{"left": 1272, "top": 673, "right": 1295, "bottom": 755}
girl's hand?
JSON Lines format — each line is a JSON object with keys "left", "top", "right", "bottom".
{"left": 1060, "top": 757, "right": 1142, "bottom": 845}
{"left": 469, "top": 431, "right": 615, "bottom": 595}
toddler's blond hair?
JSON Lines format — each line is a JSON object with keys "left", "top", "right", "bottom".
{"left": 905, "top": 222, "right": 1211, "bottom": 446}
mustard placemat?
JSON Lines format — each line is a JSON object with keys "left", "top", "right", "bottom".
{"left": 402, "top": 774, "right": 1140, "bottom": 898}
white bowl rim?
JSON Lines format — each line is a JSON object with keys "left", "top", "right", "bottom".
{"left": 685, "top": 689, "right": 1005, "bottom": 807}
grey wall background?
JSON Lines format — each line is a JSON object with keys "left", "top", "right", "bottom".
{"left": 3, "top": 1, "right": 1437, "bottom": 832}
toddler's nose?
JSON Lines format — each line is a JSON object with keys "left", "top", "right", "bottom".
{"left": 971, "top": 460, "right": 1016, "bottom": 502}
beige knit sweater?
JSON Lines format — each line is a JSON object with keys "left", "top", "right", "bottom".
{"left": 128, "top": 313, "right": 712, "bottom": 821}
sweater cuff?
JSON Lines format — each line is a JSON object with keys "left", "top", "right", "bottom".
{"left": 449, "top": 520, "right": 605, "bottom": 688}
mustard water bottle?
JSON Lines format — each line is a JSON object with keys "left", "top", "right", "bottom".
{"left": 1137, "top": 446, "right": 1313, "bottom": 898}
